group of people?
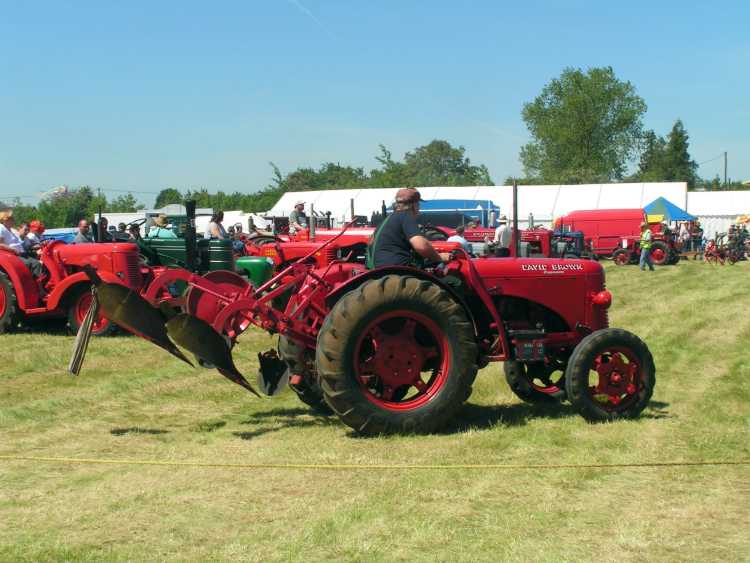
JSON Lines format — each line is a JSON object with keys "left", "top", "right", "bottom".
{"left": 0, "top": 209, "right": 45, "bottom": 277}
{"left": 72, "top": 217, "right": 142, "bottom": 243}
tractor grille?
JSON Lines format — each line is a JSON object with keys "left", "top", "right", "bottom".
{"left": 323, "top": 247, "right": 337, "bottom": 264}
{"left": 125, "top": 255, "right": 141, "bottom": 287}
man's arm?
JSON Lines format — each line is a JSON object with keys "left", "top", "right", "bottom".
{"left": 409, "top": 235, "right": 443, "bottom": 263}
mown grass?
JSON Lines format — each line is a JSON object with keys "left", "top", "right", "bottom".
{"left": 1, "top": 260, "right": 748, "bottom": 562}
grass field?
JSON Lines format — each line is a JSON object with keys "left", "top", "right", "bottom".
{"left": 1, "top": 260, "right": 749, "bottom": 562}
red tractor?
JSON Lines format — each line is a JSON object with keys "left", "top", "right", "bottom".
{"left": 0, "top": 241, "right": 142, "bottom": 335}
{"left": 81, "top": 222, "right": 656, "bottom": 435}
{"left": 244, "top": 226, "right": 460, "bottom": 270}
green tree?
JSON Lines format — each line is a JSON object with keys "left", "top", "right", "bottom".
{"left": 370, "top": 141, "right": 492, "bottom": 187}
{"left": 108, "top": 193, "right": 145, "bottom": 213}
{"left": 636, "top": 130, "right": 668, "bottom": 181}
{"left": 662, "top": 120, "right": 698, "bottom": 189}
{"left": 37, "top": 186, "right": 100, "bottom": 227}
{"left": 154, "top": 188, "right": 184, "bottom": 209}
{"left": 637, "top": 120, "right": 698, "bottom": 189}
{"left": 520, "top": 66, "right": 647, "bottom": 183}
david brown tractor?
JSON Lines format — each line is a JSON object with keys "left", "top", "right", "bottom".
{"left": 78, "top": 217, "right": 656, "bottom": 435}
{"left": 0, "top": 240, "right": 142, "bottom": 335}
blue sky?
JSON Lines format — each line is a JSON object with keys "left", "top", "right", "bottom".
{"left": 1, "top": 0, "right": 748, "bottom": 206}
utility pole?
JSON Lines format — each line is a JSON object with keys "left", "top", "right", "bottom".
{"left": 724, "top": 152, "right": 728, "bottom": 186}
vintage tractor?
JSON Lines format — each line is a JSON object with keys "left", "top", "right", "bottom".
{"left": 77, "top": 217, "right": 656, "bottom": 435}
{"left": 0, "top": 240, "right": 142, "bottom": 335}
{"left": 611, "top": 234, "right": 679, "bottom": 267}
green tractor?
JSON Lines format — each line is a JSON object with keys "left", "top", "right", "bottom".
{"left": 136, "top": 202, "right": 273, "bottom": 289}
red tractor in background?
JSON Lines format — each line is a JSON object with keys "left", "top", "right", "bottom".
{"left": 243, "top": 226, "right": 461, "bottom": 271}
{"left": 0, "top": 241, "right": 143, "bottom": 335}
{"left": 555, "top": 208, "right": 678, "bottom": 265}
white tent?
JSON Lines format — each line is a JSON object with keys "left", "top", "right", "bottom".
{"left": 268, "top": 182, "right": 688, "bottom": 228}
{"left": 687, "top": 191, "right": 750, "bottom": 237}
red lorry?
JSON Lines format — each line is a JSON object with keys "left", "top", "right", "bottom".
{"left": 554, "top": 209, "right": 678, "bottom": 265}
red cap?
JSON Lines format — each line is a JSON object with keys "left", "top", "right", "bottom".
{"left": 395, "top": 188, "right": 422, "bottom": 203}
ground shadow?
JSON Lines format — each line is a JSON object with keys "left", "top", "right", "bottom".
{"left": 643, "top": 400, "right": 673, "bottom": 419}
{"left": 233, "top": 407, "right": 338, "bottom": 440}
{"left": 110, "top": 427, "right": 170, "bottom": 436}
{"left": 444, "top": 401, "right": 575, "bottom": 433}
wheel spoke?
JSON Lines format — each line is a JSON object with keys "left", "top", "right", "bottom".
{"left": 413, "top": 378, "right": 427, "bottom": 393}
{"left": 399, "top": 319, "right": 417, "bottom": 339}
{"left": 381, "top": 386, "right": 394, "bottom": 401}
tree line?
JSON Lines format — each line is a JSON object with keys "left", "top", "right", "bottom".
{"left": 3, "top": 66, "right": 745, "bottom": 228}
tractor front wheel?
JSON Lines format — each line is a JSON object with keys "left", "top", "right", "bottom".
{"left": 504, "top": 361, "right": 565, "bottom": 403}
{"left": 0, "top": 271, "right": 19, "bottom": 334}
{"left": 649, "top": 241, "right": 669, "bottom": 266}
{"left": 612, "top": 249, "right": 630, "bottom": 266}
{"left": 317, "top": 275, "right": 478, "bottom": 435}
{"left": 68, "top": 287, "right": 118, "bottom": 336}
{"left": 565, "top": 328, "right": 654, "bottom": 422}
{"left": 278, "top": 336, "right": 333, "bottom": 415}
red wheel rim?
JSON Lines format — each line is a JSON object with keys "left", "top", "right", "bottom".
{"left": 0, "top": 284, "right": 6, "bottom": 317}
{"left": 650, "top": 248, "right": 666, "bottom": 264}
{"left": 76, "top": 292, "right": 109, "bottom": 333}
{"left": 354, "top": 311, "right": 450, "bottom": 411}
{"left": 528, "top": 367, "right": 564, "bottom": 395}
{"left": 614, "top": 253, "right": 628, "bottom": 265}
{"left": 586, "top": 347, "right": 645, "bottom": 412}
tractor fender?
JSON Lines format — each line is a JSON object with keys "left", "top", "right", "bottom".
{"left": 0, "top": 251, "right": 40, "bottom": 311}
{"left": 45, "top": 271, "right": 125, "bottom": 311}
{"left": 324, "top": 265, "right": 480, "bottom": 336}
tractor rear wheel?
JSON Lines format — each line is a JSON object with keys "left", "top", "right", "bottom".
{"left": 565, "top": 328, "right": 654, "bottom": 422}
{"left": 0, "top": 271, "right": 19, "bottom": 334}
{"left": 317, "top": 275, "right": 478, "bottom": 435}
{"left": 504, "top": 361, "right": 565, "bottom": 403}
{"left": 278, "top": 336, "right": 333, "bottom": 415}
{"left": 649, "top": 241, "right": 669, "bottom": 266}
{"left": 612, "top": 249, "right": 630, "bottom": 266}
{"left": 68, "top": 287, "right": 118, "bottom": 336}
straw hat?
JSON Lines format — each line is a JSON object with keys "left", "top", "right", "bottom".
{"left": 154, "top": 214, "right": 169, "bottom": 228}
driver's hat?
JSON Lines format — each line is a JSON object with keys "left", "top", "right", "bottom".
{"left": 395, "top": 188, "right": 423, "bottom": 204}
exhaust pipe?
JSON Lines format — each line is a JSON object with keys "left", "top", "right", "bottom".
{"left": 185, "top": 199, "right": 197, "bottom": 272}
{"left": 310, "top": 203, "right": 316, "bottom": 241}
{"left": 513, "top": 180, "right": 519, "bottom": 258}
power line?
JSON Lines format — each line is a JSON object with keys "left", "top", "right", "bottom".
{"left": 697, "top": 153, "right": 724, "bottom": 166}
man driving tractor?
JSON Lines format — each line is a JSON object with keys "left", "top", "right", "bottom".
{"left": 367, "top": 188, "right": 447, "bottom": 268}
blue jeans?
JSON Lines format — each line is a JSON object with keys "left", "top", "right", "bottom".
{"left": 640, "top": 248, "right": 654, "bottom": 271}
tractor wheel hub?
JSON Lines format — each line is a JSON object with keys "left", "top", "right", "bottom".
{"left": 373, "top": 338, "right": 424, "bottom": 388}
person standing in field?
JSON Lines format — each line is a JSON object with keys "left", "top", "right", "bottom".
{"left": 492, "top": 215, "right": 511, "bottom": 257}
{"left": 639, "top": 222, "right": 654, "bottom": 271}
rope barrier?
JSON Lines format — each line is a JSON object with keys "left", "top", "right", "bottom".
{"left": 1, "top": 455, "right": 748, "bottom": 471}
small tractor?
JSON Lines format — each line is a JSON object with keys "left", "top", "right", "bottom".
{"left": 611, "top": 233, "right": 680, "bottom": 267}
{"left": 0, "top": 240, "right": 143, "bottom": 335}
{"left": 77, "top": 204, "right": 656, "bottom": 435}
